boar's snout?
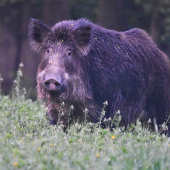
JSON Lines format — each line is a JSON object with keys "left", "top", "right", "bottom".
{"left": 44, "top": 77, "right": 61, "bottom": 91}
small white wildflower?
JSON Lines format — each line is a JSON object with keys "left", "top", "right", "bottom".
{"left": 104, "top": 118, "right": 107, "bottom": 122}
{"left": 117, "top": 110, "right": 120, "bottom": 114}
{"left": 22, "top": 88, "right": 27, "bottom": 95}
{"left": 147, "top": 118, "right": 151, "bottom": 123}
{"left": 83, "top": 108, "right": 89, "bottom": 113}
{"left": 13, "top": 80, "right": 17, "bottom": 84}
{"left": 103, "top": 101, "right": 108, "bottom": 106}
{"left": 70, "top": 105, "right": 74, "bottom": 110}
{"left": 108, "top": 117, "right": 112, "bottom": 121}
{"left": 137, "top": 121, "right": 141, "bottom": 125}
{"left": 161, "top": 123, "right": 168, "bottom": 130}
{"left": 19, "top": 63, "right": 24, "bottom": 67}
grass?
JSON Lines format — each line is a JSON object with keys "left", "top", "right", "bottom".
{"left": 1, "top": 66, "right": 170, "bottom": 170}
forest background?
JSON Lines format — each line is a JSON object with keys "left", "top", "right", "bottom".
{"left": 0, "top": 0, "right": 170, "bottom": 99}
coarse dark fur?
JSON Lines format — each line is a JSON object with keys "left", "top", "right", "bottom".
{"left": 28, "top": 18, "right": 170, "bottom": 133}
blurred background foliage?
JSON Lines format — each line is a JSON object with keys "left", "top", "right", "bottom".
{"left": 0, "top": 0, "right": 170, "bottom": 100}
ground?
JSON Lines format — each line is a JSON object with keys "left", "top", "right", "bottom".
{"left": 0, "top": 69, "right": 170, "bottom": 170}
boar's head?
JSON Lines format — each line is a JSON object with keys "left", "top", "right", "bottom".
{"left": 28, "top": 18, "right": 93, "bottom": 105}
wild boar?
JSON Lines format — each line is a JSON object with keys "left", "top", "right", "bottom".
{"left": 28, "top": 18, "right": 170, "bottom": 133}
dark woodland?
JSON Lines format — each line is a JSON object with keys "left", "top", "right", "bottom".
{"left": 0, "top": 0, "right": 170, "bottom": 100}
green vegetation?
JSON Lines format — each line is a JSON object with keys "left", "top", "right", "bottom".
{"left": 1, "top": 68, "right": 170, "bottom": 170}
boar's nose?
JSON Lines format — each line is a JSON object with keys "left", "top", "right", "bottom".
{"left": 44, "top": 78, "right": 61, "bottom": 91}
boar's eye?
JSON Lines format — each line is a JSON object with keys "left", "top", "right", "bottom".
{"left": 68, "top": 51, "right": 72, "bottom": 56}
{"left": 46, "top": 48, "right": 51, "bottom": 54}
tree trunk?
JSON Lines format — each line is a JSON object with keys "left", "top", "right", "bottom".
{"left": 149, "top": 0, "right": 160, "bottom": 45}
{"left": 14, "top": 2, "right": 24, "bottom": 73}
{"left": 98, "top": 0, "right": 126, "bottom": 31}
{"left": 43, "top": 0, "right": 70, "bottom": 26}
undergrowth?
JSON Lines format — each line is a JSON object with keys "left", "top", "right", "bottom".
{"left": 0, "top": 65, "right": 170, "bottom": 170}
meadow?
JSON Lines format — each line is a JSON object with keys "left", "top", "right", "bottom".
{"left": 1, "top": 66, "right": 170, "bottom": 170}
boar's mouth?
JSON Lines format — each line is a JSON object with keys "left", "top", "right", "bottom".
{"left": 43, "top": 86, "right": 65, "bottom": 101}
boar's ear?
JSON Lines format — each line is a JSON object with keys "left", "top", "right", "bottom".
{"left": 28, "top": 18, "right": 50, "bottom": 53}
{"left": 74, "top": 25, "right": 91, "bottom": 56}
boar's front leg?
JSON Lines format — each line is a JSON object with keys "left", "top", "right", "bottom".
{"left": 46, "top": 110, "right": 68, "bottom": 131}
